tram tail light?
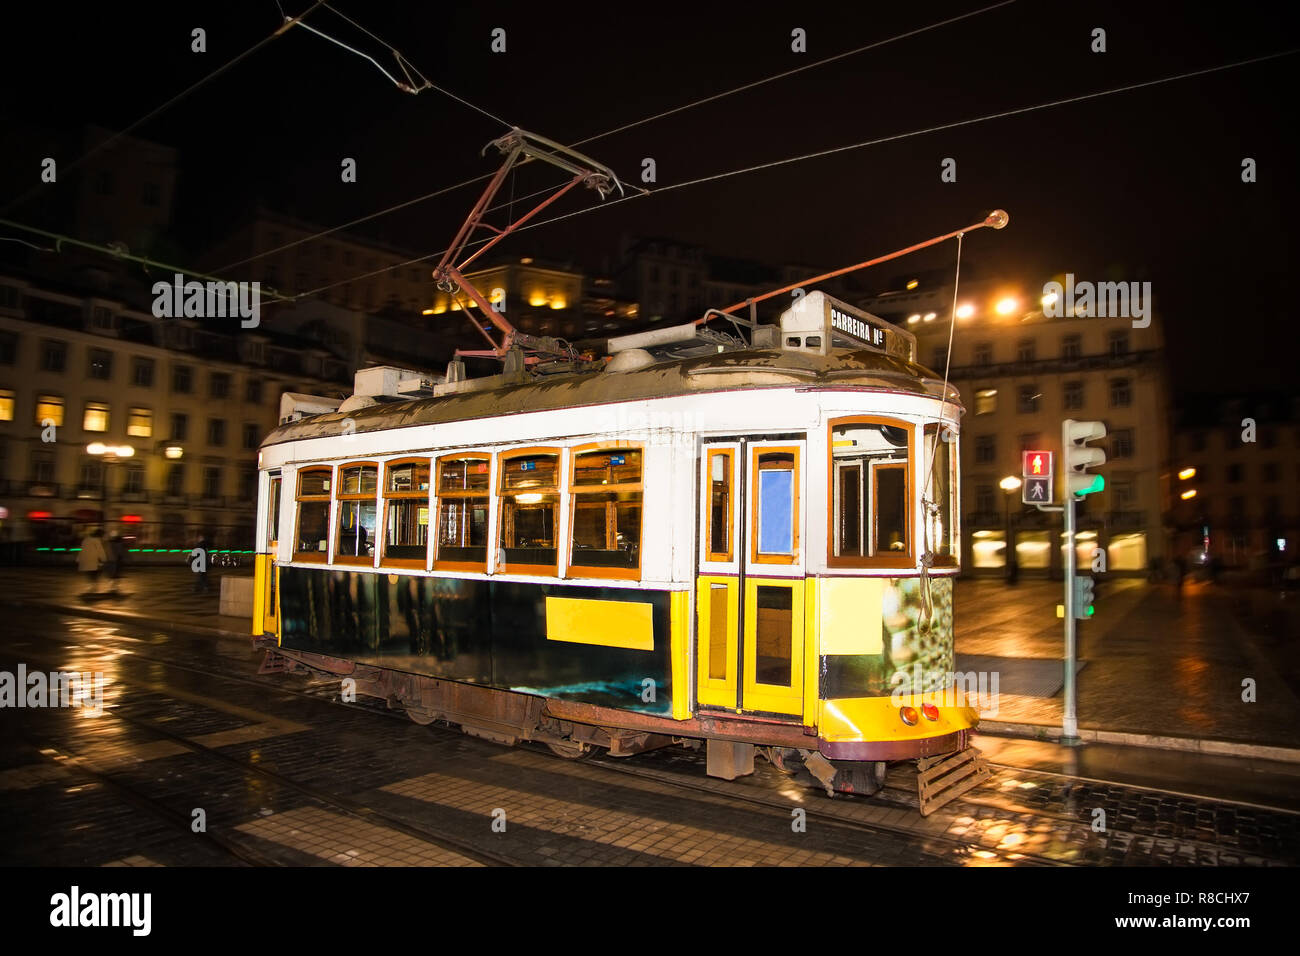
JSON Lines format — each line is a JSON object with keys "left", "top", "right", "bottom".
{"left": 921, "top": 702, "right": 939, "bottom": 721}
{"left": 899, "top": 706, "right": 919, "bottom": 726}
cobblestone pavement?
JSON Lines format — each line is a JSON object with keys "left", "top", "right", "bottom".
{"left": 1, "top": 606, "right": 1297, "bottom": 867}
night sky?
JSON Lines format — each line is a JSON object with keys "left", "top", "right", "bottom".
{"left": 2, "top": 1, "right": 1297, "bottom": 393}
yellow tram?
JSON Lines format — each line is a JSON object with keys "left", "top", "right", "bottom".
{"left": 251, "top": 289, "right": 990, "bottom": 810}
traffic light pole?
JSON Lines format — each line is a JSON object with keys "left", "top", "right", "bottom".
{"left": 1062, "top": 493, "right": 1079, "bottom": 742}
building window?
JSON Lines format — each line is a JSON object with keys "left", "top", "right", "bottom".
{"left": 974, "top": 434, "right": 996, "bottom": 464}
{"left": 1017, "top": 339, "right": 1036, "bottom": 362}
{"left": 382, "top": 459, "right": 431, "bottom": 565}
{"left": 1109, "top": 378, "right": 1131, "bottom": 407}
{"left": 830, "top": 419, "right": 911, "bottom": 566}
{"left": 87, "top": 348, "right": 113, "bottom": 380}
{"left": 210, "top": 372, "right": 231, "bottom": 399}
{"left": 170, "top": 413, "right": 189, "bottom": 441}
{"left": 207, "top": 418, "right": 226, "bottom": 446}
{"left": 1112, "top": 480, "right": 1135, "bottom": 510}
{"left": 931, "top": 346, "right": 948, "bottom": 370}
{"left": 245, "top": 378, "right": 263, "bottom": 404}
{"left": 974, "top": 343, "right": 993, "bottom": 365}
{"left": 0, "top": 287, "right": 20, "bottom": 312}
{"left": 1017, "top": 385, "right": 1040, "bottom": 414}
{"left": 0, "top": 389, "right": 12, "bottom": 421}
{"left": 435, "top": 454, "right": 491, "bottom": 570}
{"left": 1263, "top": 462, "right": 1279, "bottom": 483}
{"left": 124, "top": 464, "right": 145, "bottom": 495}
{"left": 1227, "top": 463, "right": 1243, "bottom": 483}
{"left": 242, "top": 423, "right": 260, "bottom": 450}
{"left": 974, "top": 388, "right": 997, "bottom": 415}
{"left": 31, "top": 452, "right": 55, "bottom": 485}
{"left": 202, "top": 466, "right": 222, "bottom": 500}
{"left": 1109, "top": 331, "right": 1130, "bottom": 356}
{"left": 1189, "top": 431, "right": 1206, "bottom": 453}
{"left": 1061, "top": 334, "right": 1081, "bottom": 360}
{"left": 1019, "top": 432, "right": 1042, "bottom": 452}
{"left": 36, "top": 395, "right": 64, "bottom": 427}
{"left": 131, "top": 356, "right": 154, "bottom": 387}
{"left": 79, "top": 458, "right": 104, "bottom": 492}
{"left": 142, "top": 182, "right": 160, "bottom": 207}
{"left": 1261, "top": 428, "right": 1277, "bottom": 449}
{"left": 1111, "top": 428, "right": 1135, "bottom": 459}
{"left": 498, "top": 450, "right": 560, "bottom": 574}
{"left": 976, "top": 484, "right": 996, "bottom": 516}
{"left": 239, "top": 468, "right": 257, "bottom": 501}
{"left": 166, "top": 463, "right": 186, "bottom": 497}
{"left": 172, "top": 363, "right": 193, "bottom": 393}
{"left": 82, "top": 402, "right": 110, "bottom": 432}
{"left": 334, "top": 463, "right": 378, "bottom": 563}
{"left": 41, "top": 340, "right": 66, "bottom": 373}
{"left": 0, "top": 331, "right": 16, "bottom": 366}
{"left": 569, "top": 447, "right": 643, "bottom": 578}
{"left": 90, "top": 306, "right": 115, "bottom": 331}
{"left": 294, "top": 467, "right": 332, "bottom": 560}
{"left": 127, "top": 407, "right": 152, "bottom": 438}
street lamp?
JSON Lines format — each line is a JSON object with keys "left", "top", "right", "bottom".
{"left": 1000, "top": 475, "right": 1022, "bottom": 584}
{"left": 86, "top": 443, "right": 135, "bottom": 530}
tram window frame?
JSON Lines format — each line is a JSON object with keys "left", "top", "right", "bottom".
{"left": 433, "top": 452, "right": 492, "bottom": 573}
{"left": 333, "top": 461, "right": 380, "bottom": 565}
{"left": 292, "top": 466, "right": 333, "bottom": 562}
{"left": 705, "top": 447, "right": 734, "bottom": 563}
{"left": 827, "top": 416, "right": 915, "bottom": 569}
{"left": 750, "top": 446, "right": 801, "bottom": 566}
{"left": 567, "top": 442, "right": 644, "bottom": 580}
{"left": 921, "top": 423, "right": 958, "bottom": 568}
{"left": 381, "top": 457, "right": 431, "bottom": 569}
{"left": 497, "top": 446, "right": 561, "bottom": 576}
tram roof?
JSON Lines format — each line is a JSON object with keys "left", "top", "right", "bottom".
{"left": 261, "top": 346, "right": 959, "bottom": 447}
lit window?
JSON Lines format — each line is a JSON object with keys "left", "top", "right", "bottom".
{"left": 830, "top": 419, "right": 911, "bottom": 566}
{"left": 974, "top": 388, "right": 997, "bottom": 415}
{"left": 434, "top": 454, "right": 490, "bottom": 571}
{"left": 293, "top": 468, "right": 332, "bottom": 560}
{"left": 127, "top": 407, "right": 152, "bottom": 438}
{"left": 569, "top": 448, "right": 643, "bottom": 578}
{"left": 923, "top": 424, "right": 956, "bottom": 565}
{"left": 334, "top": 463, "right": 378, "bottom": 563}
{"left": 83, "top": 402, "right": 109, "bottom": 432}
{"left": 382, "top": 459, "right": 430, "bottom": 565}
{"left": 705, "top": 448, "right": 734, "bottom": 562}
{"left": 0, "top": 388, "right": 13, "bottom": 422}
{"left": 498, "top": 450, "right": 559, "bottom": 574}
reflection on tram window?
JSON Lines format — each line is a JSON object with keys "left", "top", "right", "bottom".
{"left": 922, "top": 423, "right": 956, "bottom": 563}
{"left": 570, "top": 449, "right": 642, "bottom": 576}
{"left": 754, "top": 449, "right": 798, "bottom": 562}
{"left": 340, "top": 464, "right": 378, "bottom": 495}
{"left": 500, "top": 451, "right": 559, "bottom": 572}
{"left": 383, "top": 460, "right": 430, "bottom": 563}
{"left": 755, "top": 585, "right": 793, "bottom": 686}
{"left": 293, "top": 467, "right": 332, "bottom": 560}
{"left": 707, "top": 449, "right": 732, "bottom": 561}
{"left": 435, "top": 455, "right": 489, "bottom": 568}
{"left": 831, "top": 420, "right": 911, "bottom": 563}
{"left": 336, "top": 500, "right": 377, "bottom": 559}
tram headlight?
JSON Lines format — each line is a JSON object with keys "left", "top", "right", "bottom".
{"left": 899, "top": 706, "right": 919, "bottom": 726}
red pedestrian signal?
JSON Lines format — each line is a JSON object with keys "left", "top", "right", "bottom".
{"left": 1022, "top": 450, "right": 1052, "bottom": 479}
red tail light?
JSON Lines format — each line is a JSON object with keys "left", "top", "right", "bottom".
{"left": 921, "top": 702, "right": 939, "bottom": 721}
{"left": 899, "top": 706, "right": 919, "bottom": 726}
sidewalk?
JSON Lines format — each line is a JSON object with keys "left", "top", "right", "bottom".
{"left": 0, "top": 565, "right": 252, "bottom": 636}
{"left": 955, "top": 576, "right": 1300, "bottom": 756}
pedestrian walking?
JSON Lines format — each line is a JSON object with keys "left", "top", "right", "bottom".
{"left": 106, "top": 533, "right": 127, "bottom": 594}
{"left": 1172, "top": 555, "right": 1186, "bottom": 596}
{"left": 77, "top": 528, "right": 108, "bottom": 595}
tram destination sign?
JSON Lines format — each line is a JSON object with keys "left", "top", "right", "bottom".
{"left": 829, "top": 304, "right": 887, "bottom": 350}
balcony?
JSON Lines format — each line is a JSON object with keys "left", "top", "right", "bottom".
{"left": 950, "top": 348, "right": 1161, "bottom": 381}
{"left": 25, "top": 481, "right": 60, "bottom": 498}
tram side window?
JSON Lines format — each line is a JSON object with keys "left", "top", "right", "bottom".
{"left": 434, "top": 455, "right": 490, "bottom": 569}
{"left": 294, "top": 467, "right": 332, "bottom": 560}
{"left": 753, "top": 449, "right": 799, "bottom": 563}
{"left": 334, "top": 463, "right": 378, "bottom": 563}
{"left": 922, "top": 423, "right": 956, "bottom": 564}
{"left": 570, "top": 448, "right": 643, "bottom": 576}
{"left": 706, "top": 448, "right": 732, "bottom": 562}
{"left": 499, "top": 451, "right": 559, "bottom": 573}
{"left": 383, "top": 459, "right": 430, "bottom": 564}
{"left": 830, "top": 420, "right": 912, "bottom": 564}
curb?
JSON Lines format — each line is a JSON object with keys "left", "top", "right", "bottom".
{"left": 2, "top": 599, "right": 252, "bottom": 642}
{"left": 978, "top": 720, "right": 1300, "bottom": 764}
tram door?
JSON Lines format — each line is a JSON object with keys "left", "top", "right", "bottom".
{"left": 696, "top": 438, "right": 805, "bottom": 716}
{"left": 257, "top": 472, "right": 281, "bottom": 635}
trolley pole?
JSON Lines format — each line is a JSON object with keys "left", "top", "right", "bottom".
{"left": 1062, "top": 492, "right": 1079, "bottom": 743}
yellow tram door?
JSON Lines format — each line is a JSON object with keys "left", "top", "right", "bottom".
{"left": 254, "top": 471, "right": 281, "bottom": 637}
{"left": 696, "top": 438, "right": 805, "bottom": 717}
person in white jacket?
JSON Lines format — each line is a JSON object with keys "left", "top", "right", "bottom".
{"left": 78, "top": 528, "right": 108, "bottom": 594}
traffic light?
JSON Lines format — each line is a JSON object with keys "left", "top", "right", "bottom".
{"left": 1063, "top": 419, "right": 1107, "bottom": 497}
{"left": 1073, "top": 575, "right": 1096, "bottom": 618}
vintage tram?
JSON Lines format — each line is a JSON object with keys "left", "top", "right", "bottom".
{"left": 251, "top": 288, "right": 990, "bottom": 812}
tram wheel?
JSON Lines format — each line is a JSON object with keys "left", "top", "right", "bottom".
{"left": 767, "top": 747, "right": 803, "bottom": 775}
{"left": 405, "top": 708, "right": 439, "bottom": 726}
{"left": 545, "top": 740, "right": 596, "bottom": 760}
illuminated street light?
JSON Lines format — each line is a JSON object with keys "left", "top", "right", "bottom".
{"left": 1178, "top": 467, "right": 1196, "bottom": 480}
{"left": 923, "top": 312, "right": 936, "bottom": 322}
{"left": 164, "top": 444, "right": 184, "bottom": 460}
{"left": 1181, "top": 489, "right": 1197, "bottom": 500}
{"left": 906, "top": 279, "right": 919, "bottom": 290}
{"left": 995, "top": 296, "right": 1019, "bottom": 315}
{"left": 907, "top": 313, "right": 921, "bottom": 324}
{"left": 955, "top": 303, "right": 975, "bottom": 319}
{"left": 1000, "top": 476, "right": 1022, "bottom": 584}
{"left": 999, "top": 476, "right": 1022, "bottom": 492}
{"left": 1041, "top": 291, "right": 1058, "bottom": 308}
